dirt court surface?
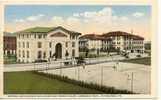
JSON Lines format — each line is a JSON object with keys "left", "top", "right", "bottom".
{"left": 41, "top": 62, "right": 151, "bottom": 94}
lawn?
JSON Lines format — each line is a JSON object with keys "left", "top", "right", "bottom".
{"left": 120, "top": 57, "right": 151, "bottom": 65}
{"left": 4, "top": 71, "right": 103, "bottom": 94}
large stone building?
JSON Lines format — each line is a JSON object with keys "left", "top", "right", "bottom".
{"left": 102, "top": 31, "right": 144, "bottom": 53}
{"left": 79, "top": 34, "right": 112, "bottom": 52}
{"left": 16, "top": 26, "right": 81, "bottom": 63}
{"left": 3, "top": 32, "right": 16, "bottom": 56}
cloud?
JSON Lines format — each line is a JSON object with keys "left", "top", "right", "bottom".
{"left": 14, "top": 19, "right": 25, "bottom": 23}
{"left": 73, "top": 13, "right": 80, "bottom": 17}
{"left": 120, "top": 16, "right": 128, "bottom": 21}
{"left": 49, "top": 7, "right": 129, "bottom": 33}
{"left": 52, "top": 16, "right": 64, "bottom": 25}
{"left": 133, "top": 12, "right": 144, "bottom": 18}
{"left": 26, "top": 14, "right": 45, "bottom": 21}
{"left": 78, "top": 7, "right": 112, "bottom": 19}
{"left": 14, "top": 14, "right": 45, "bottom": 23}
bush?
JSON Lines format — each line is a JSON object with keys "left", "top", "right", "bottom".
{"left": 75, "top": 57, "right": 85, "bottom": 65}
{"left": 136, "top": 55, "right": 141, "bottom": 57}
{"left": 34, "top": 59, "right": 47, "bottom": 63}
{"left": 33, "top": 71, "right": 134, "bottom": 94}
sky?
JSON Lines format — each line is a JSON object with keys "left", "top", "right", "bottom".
{"left": 5, "top": 5, "right": 151, "bottom": 41}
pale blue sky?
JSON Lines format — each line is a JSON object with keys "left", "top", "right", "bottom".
{"left": 5, "top": 5, "right": 151, "bottom": 23}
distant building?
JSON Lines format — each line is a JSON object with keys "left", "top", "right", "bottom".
{"left": 3, "top": 32, "right": 16, "bottom": 56}
{"left": 144, "top": 41, "right": 151, "bottom": 51}
{"left": 102, "top": 31, "right": 144, "bottom": 53}
{"left": 79, "top": 34, "right": 112, "bottom": 52}
{"left": 16, "top": 26, "right": 81, "bottom": 63}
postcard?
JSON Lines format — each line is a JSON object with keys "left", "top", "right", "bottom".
{"left": 0, "top": 0, "right": 158, "bottom": 99}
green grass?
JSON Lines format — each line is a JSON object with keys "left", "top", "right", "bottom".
{"left": 4, "top": 71, "right": 103, "bottom": 94}
{"left": 120, "top": 57, "right": 151, "bottom": 65}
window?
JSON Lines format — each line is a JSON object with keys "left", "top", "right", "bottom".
{"left": 38, "top": 42, "right": 42, "bottom": 48}
{"left": 117, "top": 36, "right": 120, "bottom": 40}
{"left": 43, "top": 34, "right": 46, "bottom": 38}
{"left": 19, "top": 42, "right": 21, "bottom": 48}
{"left": 27, "top": 42, "right": 29, "bottom": 48}
{"left": 43, "top": 51, "right": 46, "bottom": 58}
{"left": 66, "top": 42, "right": 68, "bottom": 47}
{"left": 19, "top": 50, "right": 21, "bottom": 57}
{"left": 49, "top": 42, "right": 52, "bottom": 48}
{"left": 38, "top": 34, "right": 42, "bottom": 39}
{"left": 34, "top": 34, "right": 36, "bottom": 38}
{"left": 23, "top": 42, "right": 25, "bottom": 48}
{"left": 72, "top": 42, "right": 75, "bottom": 47}
{"left": 37, "top": 51, "right": 42, "bottom": 59}
{"left": 72, "top": 49, "right": 75, "bottom": 57}
{"left": 27, "top": 51, "right": 29, "bottom": 58}
{"left": 27, "top": 34, "right": 29, "bottom": 38}
{"left": 22, "top": 50, "right": 25, "bottom": 58}
{"left": 49, "top": 51, "right": 52, "bottom": 57}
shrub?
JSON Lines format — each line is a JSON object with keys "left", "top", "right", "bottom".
{"left": 136, "top": 55, "right": 141, "bottom": 57}
{"left": 34, "top": 59, "right": 47, "bottom": 63}
{"left": 75, "top": 57, "right": 85, "bottom": 65}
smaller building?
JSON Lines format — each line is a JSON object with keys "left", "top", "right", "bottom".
{"left": 3, "top": 32, "right": 16, "bottom": 56}
{"left": 79, "top": 34, "right": 112, "bottom": 52}
{"left": 102, "top": 31, "right": 144, "bottom": 53}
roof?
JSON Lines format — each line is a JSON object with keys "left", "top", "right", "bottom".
{"left": 16, "top": 26, "right": 81, "bottom": 35}
{"left": 80, "top": 34, "right": 112, "bottom": 40}
{"left": 19, "top": 27, "right": 54, "bottom": 33}
{"left": 4, "top": 32, "right": 16, "bottom": 37}
{"left": 103, "top": 31, "right": 144, "bottom": 40}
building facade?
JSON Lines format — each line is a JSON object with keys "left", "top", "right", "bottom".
{"left": 3, "top": 32, "right": 16, "bottom": 56}
{"left": 16, "top": 26, "right": 81, "bottom": 63}
{"left": 79, "top": 34, "right": 112, "bottom": 52}
{"left": 102, "top": 31, "right": 144, "bottom": 53}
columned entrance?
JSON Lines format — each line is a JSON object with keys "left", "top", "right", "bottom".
{"left": 55, "top": 43, "right": 62, "bottom": 59}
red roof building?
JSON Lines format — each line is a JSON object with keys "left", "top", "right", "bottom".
{"left": 3, "top": 32, "right": 17, "bottom": 56}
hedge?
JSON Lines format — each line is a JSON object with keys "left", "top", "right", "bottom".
{"left": 32, "top": 71, "right": 135, "bottom": 94}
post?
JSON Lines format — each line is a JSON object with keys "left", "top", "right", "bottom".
{"left": 46, "top": 62, "right": 48, "bottom": 73}
{"left": 34, "top": 63, "right": 35, "bottom": 71}
{"left": 78, "top": 66, "right": 80, "bottom": 80}
{"left": 131, "top": 72, "right": 134, "bottom": 92}
{"left": 60, "top": 61, "right": 62, "bottom": 76}
{"left": 101, "top": 66, "right": 103, "bottom": 86}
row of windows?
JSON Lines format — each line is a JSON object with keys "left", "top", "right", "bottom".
{"left": 18, "top": 42, "right": 29, "bottom": 48}
{"left": 124, "top": 46, "right": 143, "bottom": 50}
{"left": 19, "top": 41, "right": 76, "bottom": 49}
{"left": 37, "top": 50, "right": 75, "bottom": 59}
{"left": 39, "top": 42, "right": 76, "bottom": 48}
{"left": 18, "top": 34, "right": 78, "bottom": 39}
{"left": 18, "top": 34, "right": 47, "bottom": 39}
{"left": 18, "top": 50, "right": 29, "bottom": 58}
